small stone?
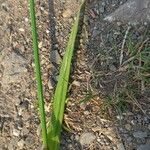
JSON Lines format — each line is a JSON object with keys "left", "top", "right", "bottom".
{"left": 80, "top": 132, "right": 96, "bottom": 146}
{"left": 25, "top": 134, "right": 35, "bottom": 147}
{"left": 116, "top": 115, "right": 123, "bottom": 120}
{"left": 72, "top": 80, "right": 80, "bottom": 87}
{"left": 20, "top": 99, "right": 29, "bottom": 109}
{"left": 125, "top": 124, "right": 132, "bottom": 131}
{"left": 8, "top": 144, "right": 14, "bottom": 150}
{"left": 12, "top": 129, "right": 20, "bottom": 137}
{"left": 75, "top": 135, "right": 79, "bottom": 141}
{"left": 137, "top": 144, "right": 150, "bottom": 150}
{"left": 131, "top": 120, "right": 136, "bottom": 125}
{"left": 133, "top": 131, "right": 148, "bottom": 139}
{"left": 127, "top": 137, "right": 132, "bottom": 142}
{"left": 19, "top": 28, "right": 25, "bottom": 32}
{"left": 109, "top": 65, "right": 117, "bottom": 71}
{"left": 36, "top": 125, "right": 41, "bottom": 137}
{"left": 38, "top": 42, "right": 43, "bottom": 49}
{"left": 148, "top": 124, "right": 150, "bottom": 130}
{"left": 21, "top": 111, "right": 30, "bottom": 121}
{"left": 97, "top": 138, "right": 101, "bottom": 143}
{"left": 24, "top": 18, "right": 28, "bottom": 22}
{"left": 47, "top": 79, "right": 54, "bottom": 90}
{"left": 80, "top": 103, "right": 86, "bottom": 110}
{"left": 21, "top": 127, "right": 29, "bottom": 135}
{"left": 54, "top": 44, "right": 59, "bottom": 49}
{"left": 50, "top": 50, "right": 62, "bottom": 64}
{"left": 117, "top": 143, "right": 125, "bottom": 150}
{"left": 46, "top": 29, "right": 50, "bottom": 34}
{"left": 99, "top": 6, "right": 105, "bottom": 13}
{"left": 17, "top": 140, "right": 25, "bottom": 149}
{"left": 1, "top": 3, "right": 9, "bottom": 11}
{"left": 84, "top": 111, "right": 90, "bottom": 115}
{"left": 62, "top": 9, "right": 72, "bottom": 18}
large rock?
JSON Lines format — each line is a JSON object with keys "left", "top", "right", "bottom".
{"left": 0, "top": 49, "right": 28, "bottom": 117}
{"left": 137, "top": 144, "right": 150, "bottom": 150}
{"left": 104, "top": 0, "right": 150, "bottom": 24}
{"left": 0, "top": 49, "right": 28, "bottom": 90}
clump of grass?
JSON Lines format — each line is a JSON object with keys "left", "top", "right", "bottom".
{"left": 29, "top": 0, "right": 85, "bottom": 149}
{"left": 120, "top": 31, "right": 149, "bottom": 95}
{"left": 103, "top": 30, "right": 150, "bottom": 116}
{"left": 79, "top": 87, "right": 98, "bottom": 104}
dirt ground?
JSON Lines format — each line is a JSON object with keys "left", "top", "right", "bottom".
{"left": 0, "top": 0, "right": 150, "bottom": 150}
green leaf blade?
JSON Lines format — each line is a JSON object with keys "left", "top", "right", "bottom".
{"left": 47, "top": 1, "right": 85, "bottom": 149}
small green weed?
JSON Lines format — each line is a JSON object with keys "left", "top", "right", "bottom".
{"left": 79, "top": 87, "right": 97, "bottom": 104}
{"left": 101, "top": 29, "right": 150, "bottom": 116}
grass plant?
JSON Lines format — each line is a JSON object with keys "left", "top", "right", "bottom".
{"left": 29, "top": 0, "right": 85, "bottom": 149}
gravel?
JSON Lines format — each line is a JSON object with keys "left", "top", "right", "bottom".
{"left": 50, "top": 50, "right": 62, "bottom": 65}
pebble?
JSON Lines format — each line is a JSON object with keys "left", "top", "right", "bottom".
{"left": 17, "top": 140, "right": 25, "bottom": 149}
{"left": 38, "top": 41, "right": 43, "bottom": 49}
{"left": 148, "top": 124, "right": 150, "bottom": 130}
{"left": 116, "top": 115, "right": 123, "bottom": 120}
{"left": 84, "top": 111, "right": 90, "bottom": 115}
{"left": 109, "top": 64, "right": 117, "bottom": 71}
{"left": 20, "top": 99, "right": 29, "bottom": 109}
{"left": 125, "top": 124, "right": 132, "bottom": 131}
{"left": 80, "top": 103, "right": 86, "bottom": 110}
{"left": 127, "top": 137, "right": 132, "bottom": 142}
{"left": 99, "top": 6, "right": 105, "bottom": 13}
{"left": 133, "top": 131, "right": 148, "bottom": 139}
{"left": 97, "top": 138, "right": 101, "bottom": 143}
{"left": 80, "top": 132, "right": 96, "bottom": 146}
{"left": 117, "top": 143, "right": 125, "bottom": 150}
{"left": 75, "top": 135, "right": 80, "bottom": 141}
{"left": 8, "top": 143, "right": 14, "bottom": 150}
{"left": 62, "top": 9, "right": 72, "bottom": 18}
{"left": 1, "top": 2, "right": 9, "bottom": 11}
{"left": 72, "top": 80, "right": 81, "bottom": 87}
{"left": 25, "top": 134, "right": 35, "bottom": 147}
{"left": 19, "top": 28, "right": 25, "bottom": 32}
{"left": 46, "top": 29, "right": 50, "bottom": 34}
{"left": 48, "top": 79, "right": 54, "bottom": 90}
{"left": 24, "top": 18, "right": 28, "bottom": 22}
{"left": 12, "top": 129, "right": 20, "bottom": 137}
{"left": 50, "top": 50, "right": 62, "bottom": 64}
{"left": 21, "top": 127, "right": 29, "bottom": 136}
{"left": 131, "top": 120, "right": 136, "bottom": 125}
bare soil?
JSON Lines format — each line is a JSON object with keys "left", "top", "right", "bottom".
{"left": 0, "top": 0, "right": 150, "bottom": 150}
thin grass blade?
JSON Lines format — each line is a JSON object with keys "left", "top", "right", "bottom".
{"left": 47, "top": 1, "right": 86, "bottom": 149}
{"left": 29, "top": 0, "right": 48, "bottom": 148}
